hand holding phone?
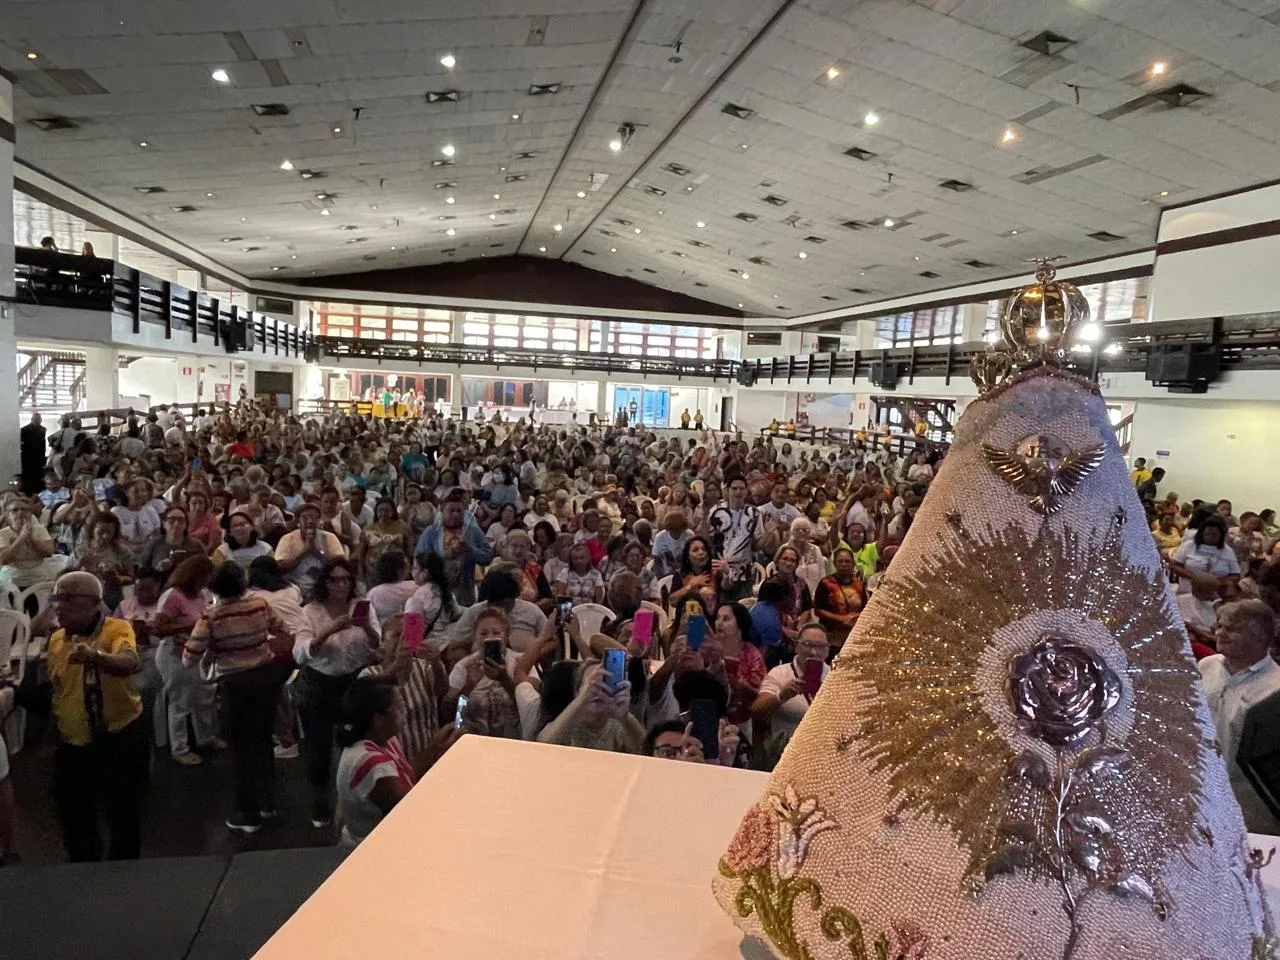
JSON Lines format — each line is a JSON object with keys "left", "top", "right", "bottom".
{"left": 686, "top": 614, "right": 706, "bottom": 652}
{"left": 351, "top": 598, "right": 371, "bottom": 625}
{"left": 482, "top": 639, "right": 503, "bottom": 667}
{"left": 802, "top": 659, "right": 824, "bottom": 699}
{"left": 602, "top": 647, "right": 627, "bottom": 694}
{"left": 402, "top": 611, "right": 425, "bottom": 652}
{"left": 454, "top": 694, "right": 469, "bottom": 730}
{"left": 631, "top": 609, "right": 654, "bottom": 654}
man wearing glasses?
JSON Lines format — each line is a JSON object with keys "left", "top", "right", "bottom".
{"left": 43, "top": 571, "right": 146, "bottom": 861}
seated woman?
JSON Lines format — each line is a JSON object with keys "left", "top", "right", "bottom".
{"left": 214, "top": 510, "right": 274, "bottom": 570}
{"left": 814, "top": 546, "right": 866, "bottom": 648}
{"left": 444, "top": 607, "right": 534, "bottom": 739}
{"left": 554, "top": 543, "right": 605, "bottom": 607}
{"left": 536, "top": 661, "right": 644, "bottom": 754}
{"left": 0, "top": 497, "right": 65, "bottom": 589}
{"left": 185, "top": 489, "right": 223, "bottom": 555}
{"left": 770, "top": 544, "right": 813, "bottom": 630}
{"left": 335, "top": 677, "right": 418, "bottom": 847}
{"left": 72, "top": 511, "right": 133, "bottom": 611}
{"left": 612, "top": 540, "right": 657, "bottom": 601}
{"left": 785, "top": 517, "right": 827, "bottom": 596}
{"left": 502, "top": 531, "right": 554, "bottom": 612}
{"left": 667, "top": 535, "right": 719, "bottom": 621}
{"left": 701, "top": 601, "right": 766, "bottom": 745}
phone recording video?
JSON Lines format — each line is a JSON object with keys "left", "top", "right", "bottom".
{"left": 689, "top": 698, "right": 719, "bottom": 761}
{"left": 602, "top": 647, "right": 626, "bottom": 694}
{"left": 482, "top": 639, "right": 503, "bottom": 667}
{"left": 454, "top": 694, "right": 468, "bottom": 730}
{"left": 631, "top": 609, "right": 654, "bottom": 654}
{"left": 686, "top": 614, "right": 706, "bottom": 652}
{"left": 351, "top": 598, "right": 371, "bottom": 624}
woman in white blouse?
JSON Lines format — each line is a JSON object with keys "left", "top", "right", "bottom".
{"left": 294, "top": 557, "right": 380, "bottom": 828}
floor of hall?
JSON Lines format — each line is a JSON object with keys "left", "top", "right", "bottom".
{"left": 9, "top": 718, "right": 336, "bottom": 864}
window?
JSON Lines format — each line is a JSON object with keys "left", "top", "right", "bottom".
{"left": 873, "top": 305, "right": 962, "bottom": 346}
{"left": 316, "top": 303, "right": 457, "bottom": 342}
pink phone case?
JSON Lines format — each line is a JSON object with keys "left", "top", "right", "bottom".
{"left": 402, "top": 611, "right": 425, "bottom": 652}
{"left": 632, "top": 609, "right": 654, "bottom": 653}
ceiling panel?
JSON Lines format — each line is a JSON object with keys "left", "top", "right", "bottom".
{"left": 4, "top": 0, "right": 1280, "bottom": 315}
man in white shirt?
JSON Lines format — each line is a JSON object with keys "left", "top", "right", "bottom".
{"left": 708, "top": 475, "right": 762, "bottom": 602}
{"left": 758, "top": 482, "right": 800, "bottom": 538}
{"left": 1198, "top": 599, "right": 1280, "bottom": 833}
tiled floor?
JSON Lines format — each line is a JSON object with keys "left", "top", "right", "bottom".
{"left": 10, "top": 717, "right": 337, "bottom": 864}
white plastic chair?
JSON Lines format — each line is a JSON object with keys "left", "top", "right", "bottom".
{"left": 0, "top": 582, "right": 20, "bottom": 612}
{"left": 656, "top": 575, "right": 674, "bottom": 613}
{"left": 0, "top": 609, "right": 32, "bottom": 754}
{"left": 571, "top": 602, "right": 616, "bottom": 643}
{"left": 752, "top": 563, "right": 768, "bottom": 594}
{"left": 19, "top": 581, "right": 53, "bottom": 620}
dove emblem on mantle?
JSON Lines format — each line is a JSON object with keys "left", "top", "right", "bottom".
{"left": 982, "top": 435, "right": 1106, "bottom": 517}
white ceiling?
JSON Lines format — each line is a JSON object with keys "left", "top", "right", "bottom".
{"left": 5, "top": 0, "right": 1280, "bottom": 318}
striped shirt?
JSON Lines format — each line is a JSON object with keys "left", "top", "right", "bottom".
{"left": 336, "top": 736, "right": 416, "bottom": 847}
{"left": 359, "top": 658, "right": 440, "bottom": 762}
{"left": 184, "top": 594, "right": 276, "bottom": 677}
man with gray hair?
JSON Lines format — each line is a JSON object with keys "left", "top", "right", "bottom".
{"left": 1198, "top": 598, "right": 1280, "bottom": 832}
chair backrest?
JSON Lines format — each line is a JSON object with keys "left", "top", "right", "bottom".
{"left": 753, "top": 563, "right": 768, "bottom": 589}
{"left": 19, "top": 582, "right": 54, "bottom": 620}
{"left": 738, "top": 597, "right": 757, "bottom": 610}
{"left": 0, "top": 582, "right": 20, "bottom": 612}
{"left": 571, "top": 602, "right": 616, "bottom": 640}
{"left": 0, "top": 609, "right": 30, "bottom": 669}
{"left": 656, "top": 575, "right": 674, "bottom": 612}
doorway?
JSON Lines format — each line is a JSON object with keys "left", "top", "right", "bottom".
{"left": 720, "top": 397, "right": 734, "bottom": 432}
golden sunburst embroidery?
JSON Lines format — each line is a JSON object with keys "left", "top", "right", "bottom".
{"left": 838, "top": 522, "right": 1205, "bottom": 908}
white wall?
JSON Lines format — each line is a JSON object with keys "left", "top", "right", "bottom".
{"left": 1150, "top": 183, "right": 1280, "bottom": 322}
{"left": 732, "top": 389, "right": 795, "bottom": 431}
{"left": 1127, "top": 398, "right": 1280, "bottom": 511}
{"left": 796, "top": 392, "right": 853, "bottom": 429}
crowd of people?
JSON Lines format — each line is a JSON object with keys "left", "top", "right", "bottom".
{"left": 0, "top": 404, "right": 1276, "bottom": 865}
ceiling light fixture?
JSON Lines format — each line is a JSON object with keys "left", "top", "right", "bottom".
{"left": 445, "top": 227, "right": 456, "bottom": 236}
{"left": 493, "top": 193, "right": 501, "bottom": 200}
{"left": 489, "top": 214, "right": 497, "bottom": 220}
{"left": 576, "top": 190, "right": 586, "bottom": 198}
{"left": 441, "top": 143, "right": 455, "bottom": 157}
{"left": 211, "top": 68, "right": 230, "bottom": 83}
{"left": 737, "top": 303, "right": 744, "bottom": 308}
{"left": 826, "top": 66, "right": 841, "bottom": 80}
{"left": 633, "top": 227, "right": 641, "bottom": 234}
{"left": 371, "top": 204, "right": 378, "bottom": 211}
{"left": 280, "top": 159, "right": 294, "bottom": 170}
{"left": 332, "top": 125, "right": 342, "bottom": 134}
{"left": 864, "top": 110, "right": 880, "bottom": 126}
{"left": 1001, "top": 126, "right": 1018, "bottom": 143}
{"left": 445, "top": 196, "right": 456, "bottom": 204}
{"left": 738, "top": 143, "right": 749, "bottom": 150}
{"left": 205, "top": 192, "right": 215, "bottom": 198}
{"left": 511, "top": 112, "right": 521, "bottom": 120}
{"left": 696, "top": 220, "right": 706, "bottom": 228}
{"left": 883, "top": 217, "right": 896, "bottom": 228}
{"left": 291, "top": 254, "right": 297, "bottom": 260}
{"left": 440, "top": 53, "right": 456, "bottom": 69}
{"left": 320, "top": 209, "right": 330, "bottom": 216}
{"left": 1010, "top": 229, "right": 1019, "bottom": 235}
{"left": 1159, "top": 190, "right": 1169, "bottom": 197}
{"left": 271, "top": 265, "right": 282, "bottom": 271}
{"left": 608, "top": 138, "right": 622, "bottom": 152}
{"left": 1150, "top": 60, "right": 1168, "bottom": 77}
{"left": 138, "top": 141, "right": 149, "bottom": 148}
{"left": 610, "top": 247, "right": 617, "bottom": 253}
{"left": 25, "top": 51, "right": 38, "bottom": 60}
{"left": 797, "top": 251, "right": 808, "bottom": 259}
{"left": 553, "top": 223, "right": 563, "bottom": 232}
{"left": 538, "top": 246, "right": 547, "bottom": 252}
{"left": 741, "top": 272, "right": 750, "bottom": 280}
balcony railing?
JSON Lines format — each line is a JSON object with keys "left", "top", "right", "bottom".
{"left": 316, "top": 336, "right": 739, "bottom": 381}
{"left": 12, "top": 247, "right": 313, "bottom": 360}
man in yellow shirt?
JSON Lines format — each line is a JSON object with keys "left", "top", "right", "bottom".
{"left": 1130, "top": 456, "right": 1152, "bottom": 489}
{"left": 44, "top": 571, "right": 146, "bottom": 861}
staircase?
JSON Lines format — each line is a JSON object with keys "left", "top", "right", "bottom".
{"left": 18, "top": 350, "right": 87, "bottom": 413}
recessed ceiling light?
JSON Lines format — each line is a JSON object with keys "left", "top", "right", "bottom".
{"left": 741, "top": 272, "right": 750, "bottom": 280}
{"left": 1150, "top": 61, "right": 1168, "bottom": 76}
{"left": 499, "top": 167, "right": 506, "bottom": 172}
{"left": 773, "top": 294, "right": 780, "bottom": 299}
{"left": 25, "top": 51, "right": 38, "bottom": 61}
{"left": 797, "top": 251, "right": 808, "bottom": 259}
{"left": 1159, "top": 190, "right": 1169, "bottom": 197}
{"left": 864, "top": 111, "right": 880, "bottom": 126}
{"left": 538, "top": 245, "right": 547, "bottom": 252}
{"left": 576, "top": 190, "right": 586, "bottom": 198}
{"left": 320, "top": 209, "right": 330, "bottom": 216}
{"left": 883, "top": 217, "right": 896, "bottom": 228}
{"left": 633, "top": 227, "right": 641, "bottom": 234}
{"left": 138, "top": 140, "right": 149, "bottom": 148}
{"left": 695, "top": 220, "right": 706, "bottom": 228}
{"left": 211, "top": 68, "right": 230, "bottom": 83}
{"left": 511, "top": 112, "right": 521, "bottom": 120}
{"left": 291, "top": 254, "right": 297, "bottom": 259}
{"left": 826, "top": 66, "right": 841, "bottom": 80}
{"left": 239, "top": 217, "right": 247, "bottom": 222}
{"left": 489, "top": 214, "right": 497, "bottom": 220}
{"left": 445, "top": 196, "right": 456, "bottom": 204}
{"left": 271, "top": 265, "right": 281, "bottom": 271}
{"left": 441, "top": 143, "right": 456, "bottom": 157}
{"left": 493, "top": 193, "right": 501, "bottom": 200}
{"left": 1001, "top": 126, "right": 1018, "bottom": 143}
{"left": 553, "top": 223, "right": 563, "bottom": 232}
{"left": 220, "top": 237, "right": 237, "bottom": 243}
{"left": 445, "top": 227, "right": 456, "bottom": 236}
{"left": 610, "top": 247, "right": 617, "bottom": 253}
{"left": 913, "top": 255, "right": 921, "bottom": 261}
{"left": 332, "top": 126, "right": 342, "bottom": 134}
{"left": 1010, "top": 229, "right": 1019, "bottom": 235}
{"left": 280, "top": 159, "right": 294, "bottom": 170}
{"left": 370, "top": 204, "right": 378, "bottom": 211}
{"left": 390, "top": 245, "right": 397, "bottom": 250}
{"left": 440, "top": 53, "right": 456, "bottom": 69}
{"left": 737, "top": 303, "right": 743, "bottom": 308}
{"left": 739, "top": 143, "right": 749, "bottom": 150}
{"left": 608, "top": 138, "right": 623, "bottom": 152}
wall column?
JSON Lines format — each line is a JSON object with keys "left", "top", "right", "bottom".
{"left": 961, "top": 302, "right": 990, "bottom": 343}
{"left": 82, "top": 346, "right": 121, "bottom": 411}
{"left": 0, "top": 71, "right": 22, "bottom": 481}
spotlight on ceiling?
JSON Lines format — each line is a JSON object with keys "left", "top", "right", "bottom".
{"left": 440, "top": 53, "right": 456, "bottom": 69}
{"left": 864, "top": 110, "right": 880, "bottom": 126}
{"left": 1150, "top": 61, "right": 1168, "bottom": 77}
{"left": 211, "top": 68, "right": 230, "bottom": 83}
{"left": 279, "top": 159, "right": 294, "bottom": 170}
{"left": 609, "top": 121, "right": 637, "bottom": 153}
{"left": 441, "top": 143, "right": 456, "bottom": 157}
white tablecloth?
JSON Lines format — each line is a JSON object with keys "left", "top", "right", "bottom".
{"left": 253, "top": 736, "right": 1280, "bottom": 960}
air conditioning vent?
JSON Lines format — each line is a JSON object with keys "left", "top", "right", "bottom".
{"left": 939, "top": 179, "right": 974, "bottom": 192}
{"left": 734, "top": 212, "right": 758, "bottom": 222}
{"left": 28, "top": 115, "right": 80, "bottom": 131}
{"left": 425, "top": 90, "right": 460, "bottom": 103}
{"left": 843, "top": 146, "right": 877, "bottom": 161}
{"left": 1088, "top": 230, "right": 1126, "bottom": 242}
{"left": 722, "top": 102, "right": 753, "bottom": 119}
{"left": 250, "top": 103, "right": 290, "bottom": 116}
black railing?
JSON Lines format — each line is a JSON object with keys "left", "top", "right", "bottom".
{"left": 316, "top": 336, "right": 739, "bottom": 381}
{"left": 12, "top": 247, "right": 313, "bottom": 360}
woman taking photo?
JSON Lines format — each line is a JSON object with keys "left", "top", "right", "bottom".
{"left": 186, "top": 561, "right": 294, "bottom": 834}
{"left": 702, "top": 601, "right": 766, "bottom": 743}
{"left": 814, "top": 546, "right": 867, "bottom": 647}
{"left": 140, "top": 505, "right": 206, "bottom": 578}
{"left": 214, "top": 510, "right": 274, "bottom": 569}
{"left": 296, "top": 558, "right": 381, "bottom": 827}
{"left": 554, "top": 542, "right": 605, "bottom": 607}
{"left": 783, "top": 519, "right": 827, "bottom": 598}
{"left": 614, "top": 540, "right": 658, "bottom": 601}
{"left": 153, "top": 555, "right": 219, "bottom": 766}
{"left": 668, "top": 536, "right": 719, "bottom": 618}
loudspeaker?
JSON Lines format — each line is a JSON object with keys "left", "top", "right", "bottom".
{"left": 737, "top": 364, "right": 758, "bottom": 387}
{"left": 1144, "top": 343, "right": 1220, "bottom": 390}
{"left": 870, "top": 361, "right": 898, "bottom": 390}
